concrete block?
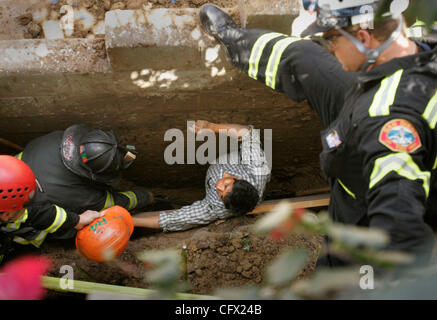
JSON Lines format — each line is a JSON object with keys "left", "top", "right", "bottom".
{"left": 0, "top": 39, "right": 110, "bottom": 74}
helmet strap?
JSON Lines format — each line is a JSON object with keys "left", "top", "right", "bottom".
{"left": 337, "top": 15, "right": 404, "bottom": 72}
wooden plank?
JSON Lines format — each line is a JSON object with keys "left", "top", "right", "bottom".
{"left": 248, "top": 193, "right": 330, "bottom": 215}
{"left": 132, "top": 194, "right": 331, "bottom": 222}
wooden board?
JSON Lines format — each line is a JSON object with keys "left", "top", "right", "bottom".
{"left": 132, "top": 193, "right": 331, "bottom": 222}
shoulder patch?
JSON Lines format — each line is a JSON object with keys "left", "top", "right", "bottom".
{"left": 378, "top": 119, "right": 422, "bottom": 153}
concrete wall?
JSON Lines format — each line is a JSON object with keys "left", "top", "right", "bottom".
{"left": 0, "top": 2, "right": 327, "bottom": 200}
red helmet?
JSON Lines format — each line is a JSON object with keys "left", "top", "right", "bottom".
{"left": 0, "top": 155, "right": 36, "bottom": 212}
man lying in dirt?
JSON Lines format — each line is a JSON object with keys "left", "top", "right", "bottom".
{"left": 16, "top": 124, "right": 154, "bottom": 215}
{"left": 135, "top": 120, "right": 271, "bottom": 232}
{"left": 0, "top": 155, "right": 103, "bottom": 264}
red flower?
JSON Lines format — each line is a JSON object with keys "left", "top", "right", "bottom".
{"left": 0, "top": 255, "right": 52, "bottom": 300}
{"left": 269, "top": 208, "right": 306, "bottom": 241}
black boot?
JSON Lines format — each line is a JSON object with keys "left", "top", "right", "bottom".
{"left": 199, "top": 4, "right": 240, "bottom": 44}
{"left": 199, "top": 4, "right": 249, "bottom": 66}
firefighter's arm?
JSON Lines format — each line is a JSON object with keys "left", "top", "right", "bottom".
{"left": 360, "top": 116, "right": 434, "bottom": 260}
{"left": 27, "top": 202, "right": 104, "bottom": 239}
{"left": 97, "top": 189, "right": 154, "bottom": 212}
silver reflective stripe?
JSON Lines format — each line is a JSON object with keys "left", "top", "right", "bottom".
{"left": 369, "top": 69, "right": 404, "bottom": 117}
{"left": 422, "top": 91, "right": 437, "bottom": 129}
{"left": 265, "top": 37, "right": 301, "bottom": 89}
{"left": 7, "top": 209, "right": 28, "bottom": 230}
{"left": 369, "top": 153, "right": 430, "bottom": 197}
{"left": 102, "top": 192, "right": 115, "bottom": 210}
{"left": 45, "top": 206, "right": 68, "bottom": 233}
{"left": 248, "top": 32, "right": 284, "bottom": 80}
{"left": 119, "top": 191, "right": 138, "bottom": 210}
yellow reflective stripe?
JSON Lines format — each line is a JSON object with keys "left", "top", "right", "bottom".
{"left": 433, "top": 156, "right": 437, "bottom": 170}
{"left": 248, "top": 32, "right": 284, "bottom": 80}
{"left": 369, "top": 69, "right": 404, "bottom": 117}
{"left": 13, "top": 236, "right": 30, "bottom": 245}
{"left": 15, "top": 152, "right": 23, "bottom": 160}
{"left": 7, "top": 209, "right": 28, "bottom": 230}
{"left": 369, "top": 153, "right": 430, "bottom": 197}
{"left": 45, "top": 206, "right": 67, "bottom": 233}
{"left": 102, "top": 192, "right": 115, "bottom": 210}
{"left": 265, "top": 37, "right": 301, "bottom": 89}
{"left": 338, "top": 179, "right": 356, "bottom": 199}
{"left": 119, "top": 191, "right": 138, "bottom": 210}
{"left": 15, "top": 231, "right": 48, "bottom": 248}
{"left": 422, "top": 91, "right": 437, "bottom": 129}
{"left": 30, "top": 231, "right": 48, "bottom": 248}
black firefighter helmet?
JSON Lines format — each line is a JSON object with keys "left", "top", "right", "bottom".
{"left": 60, "top": 124, "right": 136, "bottom": 183}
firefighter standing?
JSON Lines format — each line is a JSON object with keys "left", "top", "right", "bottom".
{"left": 17, "top": 124, "right": 154, "bottom": 215}
{"left": 199, "top": 1, "right": 437, "bottom": 266}
{"left": 0, "top": 155, "right": 103, "bottom": 262}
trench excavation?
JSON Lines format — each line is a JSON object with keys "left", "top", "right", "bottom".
{"left": 0, "top": 0, "right": 328, "bottom": 297}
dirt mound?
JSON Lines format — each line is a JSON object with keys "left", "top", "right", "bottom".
{"left": 37, "top": 213, "right": 322, "bottom": 296}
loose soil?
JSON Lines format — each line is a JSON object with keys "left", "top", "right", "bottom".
{"left": 12, "top": 207, "right": 323, "bottom": 298}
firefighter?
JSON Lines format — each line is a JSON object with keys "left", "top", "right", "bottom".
{"left": 199, "top": 1, "right": 437, "bottom": 267}
{"left": 16, "top": 124, "right": 153, "bottom": 215}
{"left": 0, "top": 155, "right": 103, "bottom": 262}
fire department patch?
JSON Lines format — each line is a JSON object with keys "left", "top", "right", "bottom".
{"left": 378, "top": 119, "right": 422, "bottom": 153}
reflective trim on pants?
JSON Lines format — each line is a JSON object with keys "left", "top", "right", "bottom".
{"left": 265, "top": 37, "right": 302, "bottom": 89}
{"left": 248, "top": 32, "right": 284, "bottom": 80}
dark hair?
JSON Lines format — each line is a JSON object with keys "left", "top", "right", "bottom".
{"left": 346, "top": 17, "right": 406, "bottom": 42}
{"left": 223, "top": 180, "right": 259, "bottom": 215}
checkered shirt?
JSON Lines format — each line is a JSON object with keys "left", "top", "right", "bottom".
{"left": 159, "top": 126, "right": 271, "bottom": 232}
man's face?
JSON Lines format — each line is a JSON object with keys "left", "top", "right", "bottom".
{"left": 216, "top": 172, "right": 237, "bottom": 201}
{"left": 0, "top": 208, "right": 25, "bottom": 224}
{"left": 322, "top": 29, "right": 367, "bottom": 72}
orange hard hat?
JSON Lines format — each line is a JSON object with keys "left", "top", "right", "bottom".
{"left": 103, "top": 205, "right": 134, "bottom": 236}
{"left": 75, "top": 206, "right": 134, "bottom": 262}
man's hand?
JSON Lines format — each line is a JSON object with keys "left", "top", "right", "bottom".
{"left": 75, "top": 210, "right": 105, "bottom": 230}
{"left": 189, "top": 120, "right": 213, "bottom": 134}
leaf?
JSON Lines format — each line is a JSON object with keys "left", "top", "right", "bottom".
{"left": 353, "top": 249, "right": 414, "bottom": 268}
{"left": 266, "top": 249, "right": 308, "bottom": 286}
{"left": 137, "top": 249, "right": 181, "bottom": 288}
{"left": 292, "top": 267, "right": 361, "bottom": 299}
{"left": 329, "top": 224, "right": 390, "bottom": 249}
{"left": 252, "top": 201, "right": 294, "bottom": 235}
{"left": 214, "top": 286, "right": 265, "bottom": 300}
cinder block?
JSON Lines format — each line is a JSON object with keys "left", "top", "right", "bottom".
{"left": 0, "top": 39, "right": 110, "bottom": 74}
